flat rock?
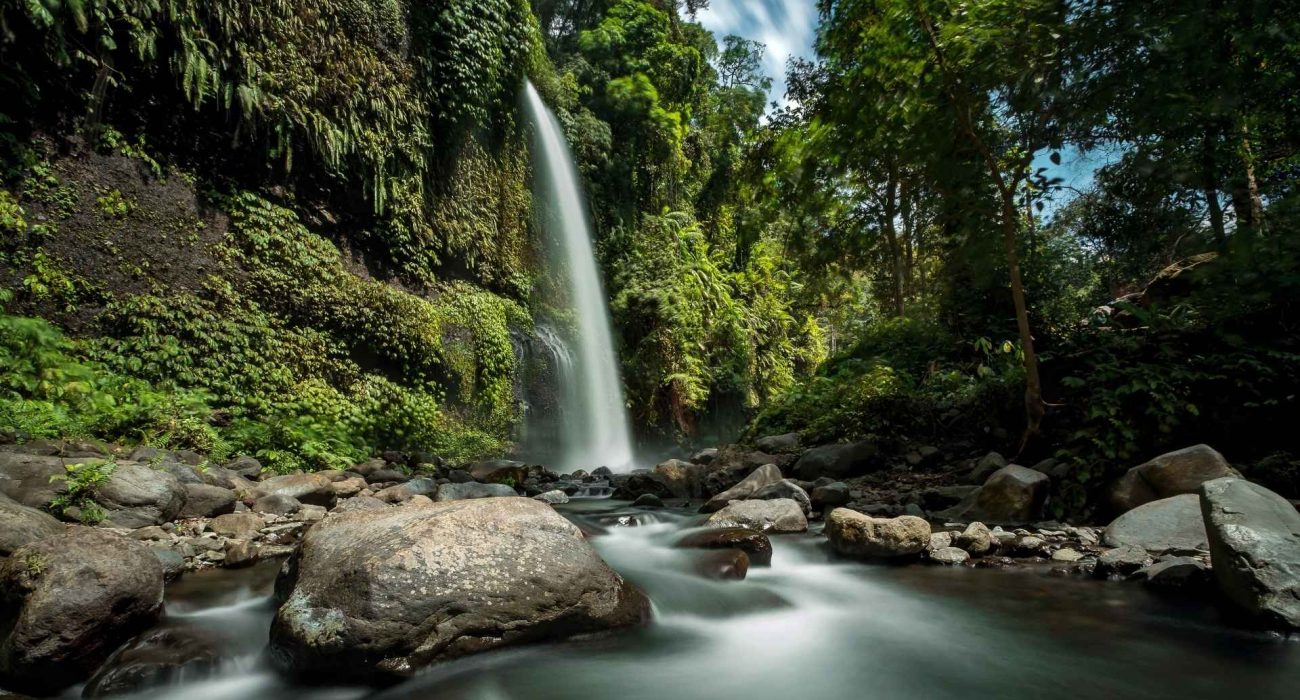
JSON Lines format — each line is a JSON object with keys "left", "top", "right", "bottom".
{"left": 1200, "top": 478, "right": 1300, "bottom": 629}
{"left": 1103, "top": 494, "right": 1208, "bottom": 552}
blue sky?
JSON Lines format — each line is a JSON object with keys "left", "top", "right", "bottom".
{"left": 696, "top": 0, "right": 819, "bottom": 107}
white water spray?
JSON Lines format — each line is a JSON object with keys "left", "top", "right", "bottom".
{"left": 523, "top": 81, "right": 634, "bottom": 472}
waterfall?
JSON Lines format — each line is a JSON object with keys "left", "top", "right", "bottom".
{"left": 523, "top": 81, "right": 635, "bottom": 472}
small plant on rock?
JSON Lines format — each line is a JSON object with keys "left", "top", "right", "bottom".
{"left": 49, "top": 459, "right": 116, "bottom": 524}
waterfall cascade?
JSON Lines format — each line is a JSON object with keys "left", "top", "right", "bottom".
{"left": 523, "top": 81, "right": 635, "bottom": 472}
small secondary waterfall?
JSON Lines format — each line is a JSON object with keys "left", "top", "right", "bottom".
{"left": 524, "top": 81, "right": 635, "bottom": 472}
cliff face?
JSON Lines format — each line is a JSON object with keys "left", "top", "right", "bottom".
{"left": 0, "top": 1, "right": 558, "bottom": 467}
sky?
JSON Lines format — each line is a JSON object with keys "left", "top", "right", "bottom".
{"left": 696, "top": 0, "right": 819, "bottom": 108}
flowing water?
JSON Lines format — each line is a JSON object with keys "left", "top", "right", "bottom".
{"left": 101, "top": 500, "right": 1299, "bottom": 700}
{"left": 523, "top": 82, "right": 634, "bottom": 473}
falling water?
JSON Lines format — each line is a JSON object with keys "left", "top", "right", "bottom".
{"left": 523, "top": 81, "right": 635, "bottom": 472}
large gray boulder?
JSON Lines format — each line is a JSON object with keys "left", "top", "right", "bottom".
{"left": 1200, "top": 478, "right": 1300, "bottom": 629}
{"left": 793, "top": 441, "right": 880, "bottom": 481}
{"left": 1109, "top": 444, "right": 1238, "bottom": 514}
{"left": 96, "top": 463, "right": 187, "bottom": 528}
{"left": 755, "top": 433, "right": 801, "bottom": 454}
{"left": 751, "top": 479, "right": 813, "bottom": 516}
{"left": 1103, "top": 494, "right": 1207, "bottom": 552}
{"left": 269, "top": 498, "right": 648, "bottom": 682}
{"left": 0, "top": 452, "right": 68, "bottom": 508}
{"left": 705, "top": 499, "right": 808, "bottom": 533}
{"left": 651, "top": 459, "right": 711, "bottom": 499}
{"left": 0, "top": 528, "right": 164, "bottom": 695}
{"left": 825, "top": 509, "right": 930, "bottom": 559}
{"left": 434, "top": 482, "right": 517, "bottom": 502}
{"left": 178, "top": 484, "right": 236, "bottom": 519}
{"left": 942, "top": 465, "right": 1050, "bottom": 524}
{"left": 700, "top": 464, "right": 784, "bottom": 513}
{"left": 252, "top": 473, "right": 336, "bottom": 507}
{"left": 0, "top": 493, "right": 63, "bottom": 558}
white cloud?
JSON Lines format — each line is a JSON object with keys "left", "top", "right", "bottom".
{"left": 696, "top": 0, "right": 819, "bottom": 109}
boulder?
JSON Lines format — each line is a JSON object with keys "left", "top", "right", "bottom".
{"left": 954, "top": 522, "right": 994, "bottom": 555}
{"left": 793, "top": 441, "right": 880, "bottom": 481}
{"left": 0, "top": 529, "right": 164, "bottom": 695}
{"left": 928, "top": 531, "right": 953, "bottom": 550}
{"left": 435, "top": 482, "right": 517, "bottom": 502}
{"left": 224, "top": 540, "right": 259, "bottom": 568}
{"left": 930, "top": 547, "right": 970, "bottom": 566}
{"left": 691, "top": 550, "right": 749, "bottom": 581}
{"left": 333, "top": 495, "right": 390, "bottom": 514}
{"left": 0, "top": 494, "right": 63, "bottom": 558}
{"left": 208, "top": 512, "right": 265, "bottom": 540}
{"left": 178, "top": 484, "right": 236, "bottom": 519}
{"left": 253, "top": 473, "right": 336, "bottom": 508}
{"left": 1096, "top": 544, "right": 1151, "bottom": 578}
{"left": 198, "top": 466, "right": 256, "bottom": 493}
{"left": 1137, "top": 556, "right": 1209, "bottom": 590}
{"left": 152, "top": 548, "right": 185, "bottom": 582}
{"left": 374, "top": 478, "right": 438, "bottom": 504}
{"left": 966, "top": 452, "right": 1008, "bottom": 485}
{"left": 810, "top": 482, "right": 850, "bottom": 511}
{"left": 1109, "top": 444, "right": 1238, "bottom": 514}
{"left": 364, "top": 468, "right": 410, "bottom": 484}
{"left": 331, "top": 477, "right": 367, "bottom": 498}
{"left": 534, "top": 490, "right": 570, "bottom": 505}
{"left": 705, "top": 499, "right": 808, "bottom": 533}
{"left": 651, "top": 459, "right": 709, "bottom": 499}
{"left": 223, "top": 456, "right": 263, "bottom": 479}
{"left": 611, "top": 473, "right": 673, "bottom": 501}
{"left": 83, "top": 628, "right": 225, "bottom": 698}
{"left": 1103, "top": 494, "right": 1208, "bottom": 552}
{"left": 750, "top": 479, "right": 812, "bottom": 516}
{"left": 755, "top": 433, "right": 801, "bottom": 454}
{"left": 690, "top": 448, "right": 718, "bottom": 465}
{"left": 468, "top": 460, "right": 529, "bottom": 487}
{"left": 825, "top": 509, "right": 930, "bottom": 559}
{"left": 631, "top": 493, "right": 663, "bottom": 508}
{"left": 253, "top": 494, "right": 302, "bottom": 516}
{"left": 943, "top": 465, "right": 1050, "bottom": 524}
{"left": 700, "top": 464, "right": 784, "bottom": 513}
{"left": 1199, "top": 478, "right": 1300, "bottom": 629}
{"left": 674, "top": 527, "right": 773, "bottom": 566}
{"left": 96, "top": 463, "right": 186, "bottom": 528}
{"left": 269, "top": 498, "right": 649, "bottom": 682}
{"left": 0, "top": 453, "right": 68, "bottom": 508}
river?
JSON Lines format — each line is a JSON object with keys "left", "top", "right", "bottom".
{"left": 75, "top": 499, "right": 1300, "bottom": 700}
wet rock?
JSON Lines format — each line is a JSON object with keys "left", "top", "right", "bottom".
{"left": 434, "top": 482, "right": 517, "bottom": 502}
{"left": 751, "top": 479, "right": 812, "bottom": 516}
{"left": 810, "top": 482, "right": 850, "bottom": 511}
{"left": 96, "top": 463, "right": 187, "bottom": 528}
{"left": 954, "top": 522, "right": 994, "bottom": 555}
{"left": 651, "top": 459, "right": 709, "bottom": 499}
{"left": 1102, "top": 494, "right": 1208, "bottom": 552}
{"left": 270, "top": 498, "right": 649, "bottom": 682}
{"left": 151, "top": 547, "right": 185, "bottom": 581}
{"left": 178, "top": 484, "right": 236, "bottom": 519}
{"left": 534, "top": 490, "right": 570, "bottom": 505}
{"left": 0, "top": 493, "right": 63, "bottom": 557}
{"left": 209, "top": 512, "right": 265, "bottom": 540}
{"left": 691, "top": 549, "right": 750, "bottom": 580}
{"left": 83, "top": 628, "right": 225, "bottom": 698}
{"left": 375, "top": 477, "right": 438, "bottom": 504}
{"left": 253, "top": 473, "right": 336, "bottom": 508}
{"left": 632, "top": 493, "right": 663, "bottom": 508}
{"left": 611, "top": 473, "right": 674, "bottom": 501}
{"left": 700, "top": 464, "right": 784, "bottom": 513}
{"left": 1096, "top": 544, "right": 1152, "bottom": 578}
{"left": 0, "top": 529, "right": 163, "bottom": 695}
{"left": 755, "top": 433, "right": 801, "bottom": 454}
{"left": 1109, "top": 444, "right": 1238, "bottom": 514}
{"left": 253, "top": 493, "right": 302, "bottom": 516}
{"left": 1199, "top": 477, "right": 1300, "bottom": 629}
{"left": 793, "top": 441, "right": 881, "bottom": 481}
{"left": 224, "top": 539, "right": 259, "bottom": 568}
{"left": 825, "top": 509, "right": 930, "bottom": 559}
{"left": 930, "top": 547, "right": 970, "bottom": 566}
{"left": 674, "top": 527, "right": 773, "bottom": 566}
{"left": 705, "top": 499, "right": 808, "bottom": 533}
{"left": 1013, "top": 535, "right": 1047, "bottom": 555}
{"left": 1137, "top": 556, "right": 1209, "bottom": 590}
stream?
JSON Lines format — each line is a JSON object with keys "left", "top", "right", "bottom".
{"left": 77, "top": 499, "right": 1300, "bottom": 700}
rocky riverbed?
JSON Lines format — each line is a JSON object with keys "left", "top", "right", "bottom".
{"left": 1, "top": 436, "right": 1298, "bottom": 698}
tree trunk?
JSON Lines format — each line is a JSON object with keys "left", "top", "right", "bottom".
{"left": 1001, "top": 194, "right": 1045, "bottom": 446}
{"left": 883, "top": 173, "right": 905, "bottom": 317}
{"left": 1200, "top": 131, "right": 1227, "bottom": 246}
